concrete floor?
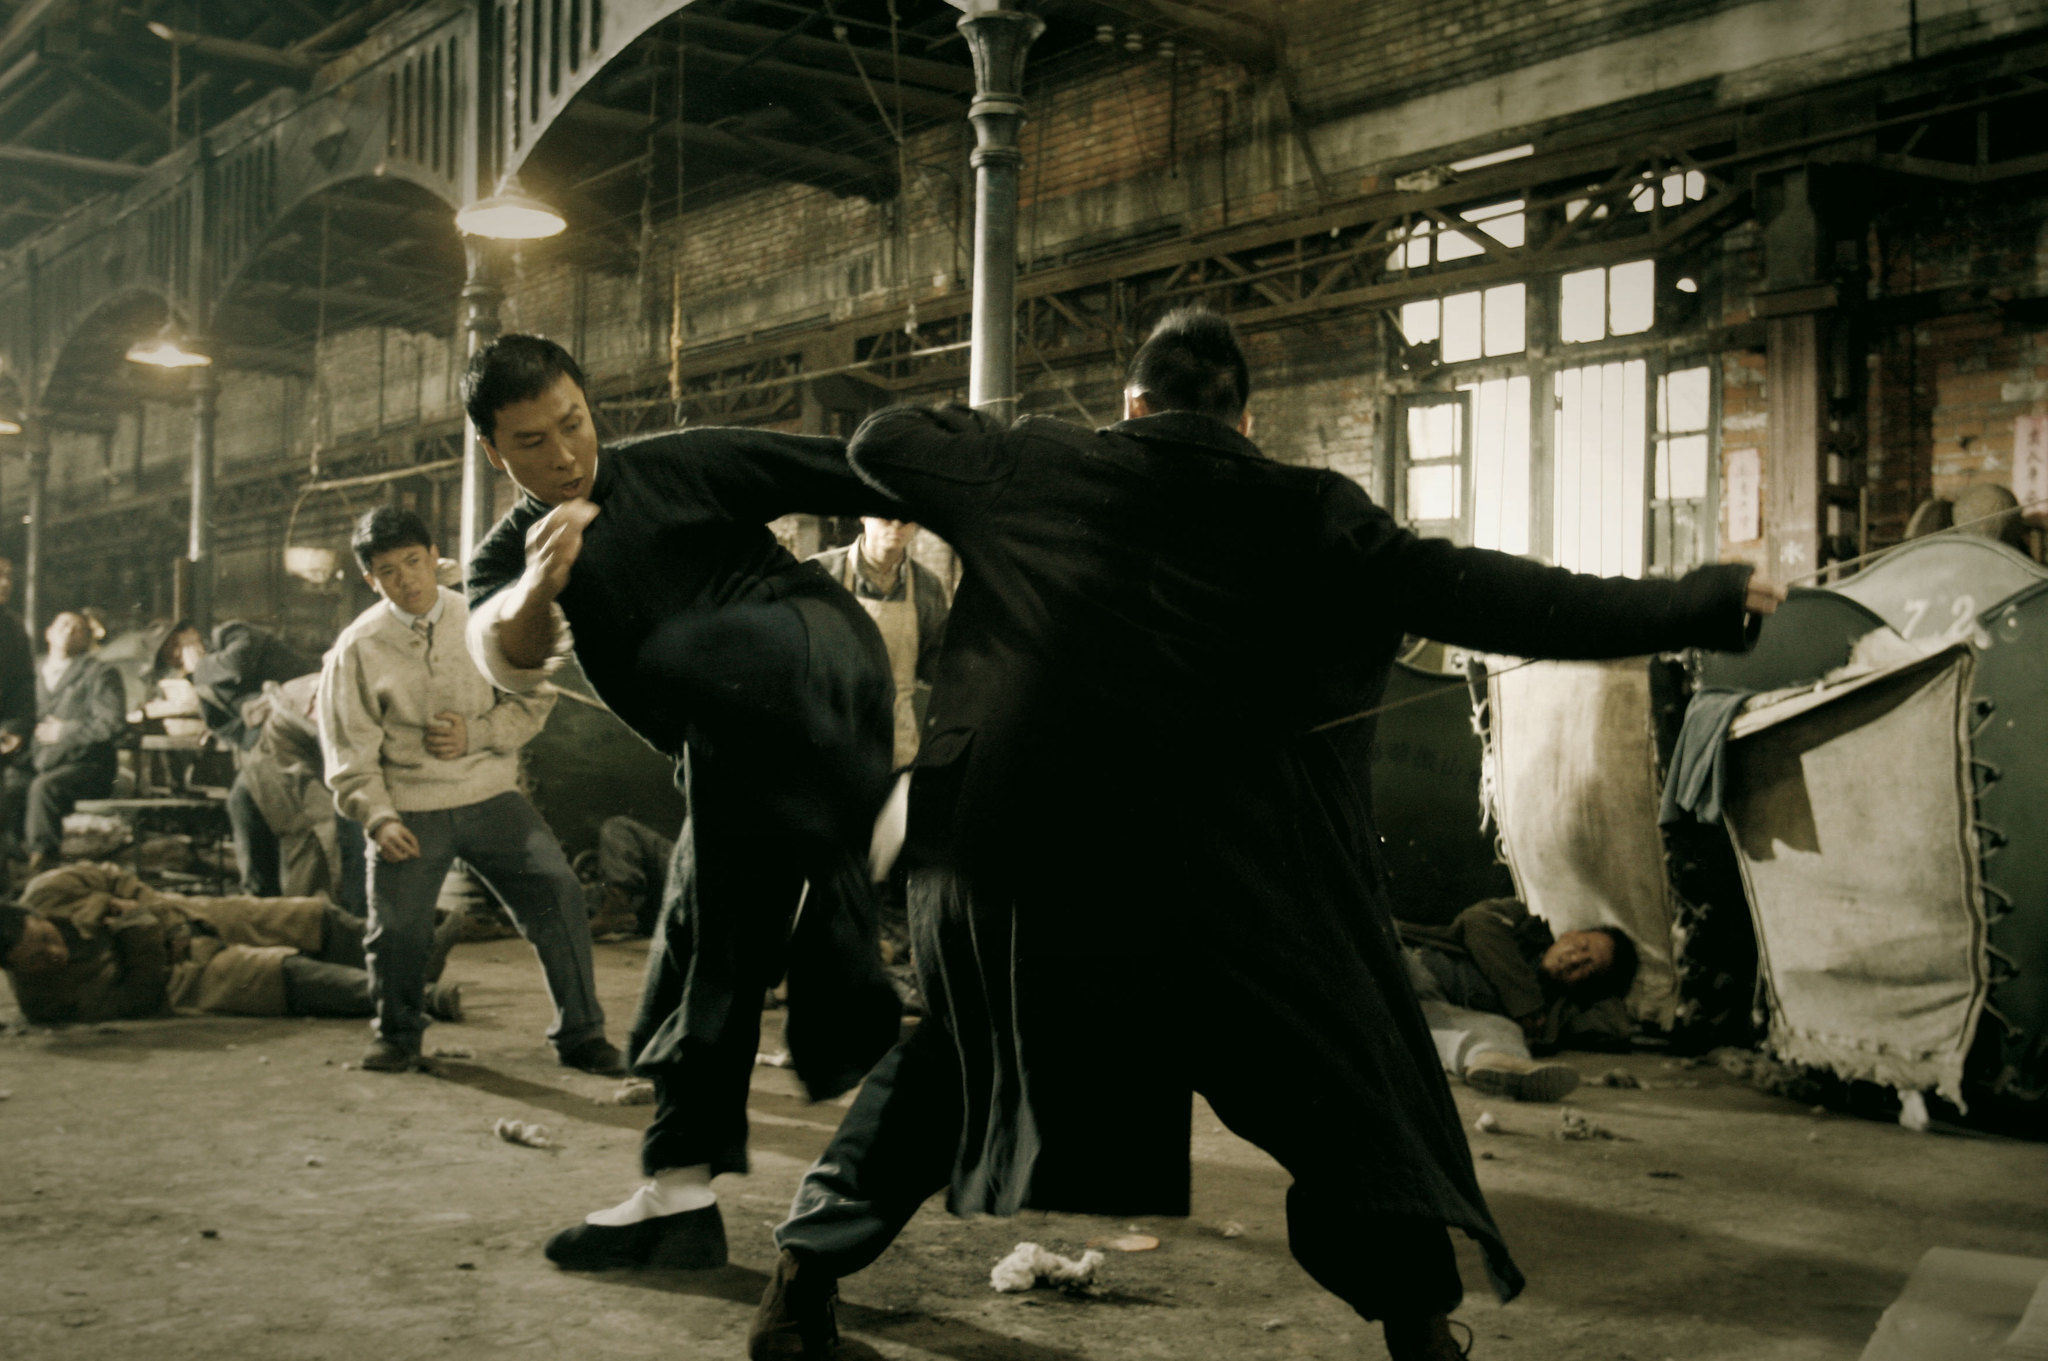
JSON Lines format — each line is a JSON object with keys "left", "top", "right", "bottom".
{"left": 3, "top": 938, "right": 2045, "bottom": 1361}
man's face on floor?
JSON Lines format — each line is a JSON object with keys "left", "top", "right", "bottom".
{"left": 7, "top": 916, "right": 68, "bottom": 975}
{"left": 482, "top": 373, "right": 600, "bottom": 506}
{"left": 1541, "top": 930, "right": 1616, "bottom": 988}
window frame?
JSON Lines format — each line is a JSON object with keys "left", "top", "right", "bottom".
{"left": 1394, "top": 389, "right": 1475, "bottom": 541}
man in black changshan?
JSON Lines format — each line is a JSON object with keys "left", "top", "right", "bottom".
{"left": 748, "top": 309, "right": 1782, "bottom": 1361}
{"left": 460, "top": 335, "right": 904, "bottom": 1273}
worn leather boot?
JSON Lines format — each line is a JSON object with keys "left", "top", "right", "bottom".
{"left": 358, "top": 1036, "right": 420, "bottom": 1073}
{"left": 1383, "top": 1312, "right": 1471, "bottom": 1360}
{"left": 749, "top": 1248, "right": 840, "bottom": 1360}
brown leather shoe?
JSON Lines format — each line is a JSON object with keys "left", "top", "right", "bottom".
{"left": 749, "top": 1248, "right": 839, "bottom": 1360}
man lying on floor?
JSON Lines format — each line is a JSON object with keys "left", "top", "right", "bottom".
{"left": 0, "top": 862, "right": 460, "bottom": 1026}
{"left": 1396, "top": 897, "right": 1638, "bottom": 1102}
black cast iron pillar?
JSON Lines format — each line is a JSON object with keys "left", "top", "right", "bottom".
{"left": 459, "top": 237, "right": 506, "bottom": 568}
{"left": 958, "top": 7, "right": 1043, "bottom": 424}
{"left": 187, "top": 364, "right": 219, "bottom": 631}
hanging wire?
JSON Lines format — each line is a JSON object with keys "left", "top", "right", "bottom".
{"left": 308, "top": 200, "right": 330, "bottom": 476}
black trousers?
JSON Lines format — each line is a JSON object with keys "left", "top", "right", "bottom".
{"left": 775, "top": 866, "right": 1469, "bottom": 1325}
{"left": 624, "top": 594, "right": 898, "bottom": 1179}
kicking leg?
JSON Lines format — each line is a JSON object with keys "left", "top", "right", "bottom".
{"left": 755, "top": 1022, "right": 961, "bottom": 1360}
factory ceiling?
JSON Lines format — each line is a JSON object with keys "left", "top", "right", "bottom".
{"left": 0, "top": 0, "right": 1269, "bottom": 403}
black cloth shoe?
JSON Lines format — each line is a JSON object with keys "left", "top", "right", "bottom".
{"left": 558, "top": 1035, "right": 628, "bottom": 1077}
{"left": 358, "top": 1037, "right": 420, "bottom": 1073}
{"left": 749, "top": 1248, "right": 840, "bottom": 1360}
{"left": 544, "top": 1202, "right": 728, "bottom": 1271}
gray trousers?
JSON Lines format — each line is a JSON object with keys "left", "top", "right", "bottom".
{"left": 365, "top": 791, "right": 602, "bottom": 1053}
{"left": 2, "top": 757, "right": 115, "bottom": 857}
{"left": 1402, "top": 949, "right": 1531, "bottom": 1075}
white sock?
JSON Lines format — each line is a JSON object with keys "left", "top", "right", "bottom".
{"left": 584, "top": 1165, "right": 716, "bottom": 1226}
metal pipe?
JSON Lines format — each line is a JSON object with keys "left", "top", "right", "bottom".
{"left": 458, "top": 238, "right": 505, "bottom": 570}
{"left": 188, "top": 366, "right": 218, "bottom": 631}
{"left": 958, "top": 9, "right": 1042, "bottom": 424}
{"left": 23, "top": 417, "right": 47, "bottom": 637}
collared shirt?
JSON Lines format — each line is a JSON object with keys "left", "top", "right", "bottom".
{"left": 850, "top": 540, "right": 908, "bottom": 600}
{"left": 386, "top": 594, "right": 447, "bottom": 633}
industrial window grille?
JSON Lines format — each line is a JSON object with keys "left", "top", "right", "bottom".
{"left": 1559, "top": 259, "right": 1655, "bottom": 344}
{"left": 1398, "top": 283, "right": 1526, "bottom": 364}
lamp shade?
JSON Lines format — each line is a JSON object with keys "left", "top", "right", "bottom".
{"left": 456, "top": 176, "right": 566, "bottom": 240}
{"left": 0, "top": 417, "right": 20, "bottom": 435}
{"left": 126, "top": 319, "right": 212, "bottom": 368}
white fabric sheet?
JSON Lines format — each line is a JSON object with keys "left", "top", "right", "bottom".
{"left": 1723, "top": 646, "right": 1987, "bottom": 1107}
{"left": 1483, "top": 658, "right": 1682, "bottom": 1027}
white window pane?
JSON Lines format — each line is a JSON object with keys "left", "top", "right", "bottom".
{"left": 1408, "top": 463, "right": 1461, "bottom": 522}
{"left": 1483, "top": 283, "right": 1525, "bottom": 356}
{"left": 1441, "top": 290, "right": 1483, "bottom": 363}
{"left": 1467, "top": 376, "right": 1531, "bottom": 556}
{"left": 1621, "top": 360, "right": 1647, "bottom": 576}
{"left": 1554, "top": 361, "right": 1648, "bottom": 577}
{"left": 1662, "top": 173, "right": 1685, "bottom": 207}
{"left": 1566, "top": 197, "right": 1589, "bottom": 221}
{"left": 1631, "top": 182, "right": 1654, "bottom": 213}
{"left": 1462, "top": 200, "right": 1526, "bottom": 249}
{"left": 1659, "top": 366, "right": 1710, "bottom": 433}
{"left": 1399, "top": 300, "right": 1439, "bottom": 346}
{"left": 1479, "top": 212, "right": 1524, "bottom": 248}
{"left": 1655, "top": 434, "right": 1710, "bottom": 500}
{"left": 1560, "top": 268, "right": 1606, "bottom": 343}
{"left": 1409, "top": 402, "right": 1460, "bottom": 462}
{"left": 1435, "top": 229, "right": 1483, "bottom": 261}
{"left": 1685, "top": 169, "right": 1706, "bottom": 200}
{"left": 1609, "top": 259, "right": 1655, "bottom": 335}
{"left": 1407, "top": 234, "right": 1431, "bottom": 268}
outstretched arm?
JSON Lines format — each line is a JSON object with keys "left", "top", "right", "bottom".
{"left": 1321, "top": 477, "right": 1774, "bottom": 658}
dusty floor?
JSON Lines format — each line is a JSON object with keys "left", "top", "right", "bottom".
{"left": 3, "top": 938, "right": 2045, "bottom": 1361}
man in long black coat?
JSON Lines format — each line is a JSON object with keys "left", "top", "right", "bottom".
{"left": 459, "top": 335, "right": 906, "bottom": 1274}
{"left": 749, "top": 310, "right": 1779, "bottom": 1361}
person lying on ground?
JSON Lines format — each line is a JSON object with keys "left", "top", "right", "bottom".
{"left": 0, "top": 862, "right": 461, "bottom": 1026}
{"left": 1397, "top": 897, "right": 1639, "bottom": 1102}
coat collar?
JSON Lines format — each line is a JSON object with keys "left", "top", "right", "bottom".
{"left": 1110, "top": 411, "right": 1266, "bottom": 463}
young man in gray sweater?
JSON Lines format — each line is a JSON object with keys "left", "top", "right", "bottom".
{"left": 319, "top": 506, "right": 622, "bottom": 1075}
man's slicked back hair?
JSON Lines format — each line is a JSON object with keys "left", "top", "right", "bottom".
{"left": 462, "top": 333, "right": 587, "bottom": 442}
{"left": 352, "top": 505, "right": 435, "bottom": 574}
{"left": 1124, "top": 308, "right": 1251, "bottom": 426}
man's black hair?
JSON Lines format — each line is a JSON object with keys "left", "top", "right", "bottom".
{"left": 1588, "top": 926, "right": 1639, "bottom": 1000}
{"left": 461, "top": 333, "right": 587, "bottom": 442}
{"left": 1124, "top": 308, "right": 1251, "bottom": 426}
{"left": 0, "top": 904, "right": 28, "bottom": 961}
{"left": 351, "top": 505, "right": 436, "bottom": 574}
